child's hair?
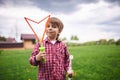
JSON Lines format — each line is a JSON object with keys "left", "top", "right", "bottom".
{"left": 50, "top": 17, "right": 64, "bottom": 40}
{"left": 50, "top": 17, "right": 64, "bottom": 33}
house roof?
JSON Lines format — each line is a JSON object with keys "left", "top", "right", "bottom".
{"left": 21, "top": 34, "right": 36, "bottom": 40}
{"left": 6, "top": 37, "right": 16, "bottom": 43}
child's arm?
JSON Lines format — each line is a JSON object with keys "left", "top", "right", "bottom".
{"left": 29, "top": 43, "right": 40, "bottom": 66}
{"left": 64, "top": 46, "right": 70, "bottom": 72}
{"left": 64, "top": 45, "right": 74, "bottom": 78}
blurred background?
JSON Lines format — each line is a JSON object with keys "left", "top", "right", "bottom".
{"left": 0, "top": 0, "right": 120, "bottom": 43}
{"left": 0, "top": 0, "right": 120, "bottom": 80}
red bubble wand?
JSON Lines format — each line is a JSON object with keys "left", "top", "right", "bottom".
{"left": 24, "top": 15, "right": 50, "bottom": 62}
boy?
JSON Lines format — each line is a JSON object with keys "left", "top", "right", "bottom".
{"left": 29, "top": 17, "right": 73, "bottom": 80}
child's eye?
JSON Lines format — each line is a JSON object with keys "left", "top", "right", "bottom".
{"left": 52, "top": 25, "right": 57, "bottom": 28}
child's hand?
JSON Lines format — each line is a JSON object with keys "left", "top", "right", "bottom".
{"left": 67, "top": 70, "right": 74, "bottom": 78}
{"left": 36, "top": 52, "right": 46, "bottom": 61}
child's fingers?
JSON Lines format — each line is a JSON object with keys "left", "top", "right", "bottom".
{"left": 67, "top": 70, "right": 74, "bottom": 78}
{"left": 36, "top": 52, "right": 46, "bottom": 61}
{"left": 41, "top": 53, "right": 46, "bottom": 59}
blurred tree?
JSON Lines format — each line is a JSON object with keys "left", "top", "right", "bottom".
{"left": 60, "top": 37, "right": 67, "bottom": 41}
{"left": 116, "top": 39, "right": 120, "bottom": 45}
{"left": 70, "top": 35, "right": 79, "bottom": 40}
{"left": 108, "top": 39, "right": 115, "bottom": 44}
{"left": 0, "top": 36, "right": 6, "bottom": 41}
{"left": 98, "top": 39, "right": 107, "bottom": 45}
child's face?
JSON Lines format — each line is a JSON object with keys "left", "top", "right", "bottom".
{"left": 46, "top": 23, "right": 59, "bottom": 40}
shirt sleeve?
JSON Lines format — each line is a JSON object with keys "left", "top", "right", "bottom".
{"left": 29, "top": 43, "right": 40, "bottom": 66}
{"left": 64, "top": 45, "right": 70, "bottom": 72}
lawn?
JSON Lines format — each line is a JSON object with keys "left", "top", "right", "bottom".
{"left": 0, "top": 45, "right": 120, "bottom": 80}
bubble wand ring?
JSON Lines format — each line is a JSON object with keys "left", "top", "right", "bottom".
{"left": 24, "top": 15, "right": 50, "bottom": 44}
{"left": 24, "top": 15, "right": 50, "bottom": 62}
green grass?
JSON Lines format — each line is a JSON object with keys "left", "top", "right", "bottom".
{"left": 0, "top": 45, "right": 120, "bottom": 80}
{"left": 69, "top": 45, "right": 120, "bottom": 80}
{"left": 0, "top": 50, "right": 38, "bottom": 80}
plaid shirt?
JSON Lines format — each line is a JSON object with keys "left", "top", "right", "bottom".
{"left": 29, "top": 37, "right": 70, "bottom": 80}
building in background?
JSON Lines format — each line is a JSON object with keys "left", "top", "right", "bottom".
{"left": 21, "top": 34, "right": 36, "bottom": 49}
{"left": 0, "top": 34, "right": 36, "bottom": 50}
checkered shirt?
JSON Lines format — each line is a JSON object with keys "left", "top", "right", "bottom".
{"left": 29, "top": 37, "right": 70, "bottom": 80}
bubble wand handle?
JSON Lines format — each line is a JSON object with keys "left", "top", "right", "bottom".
{"left": 39, "top": 16, "right": 50, "bottom": 62}
{"left": 68, "top": 55, "right": 73, "bottom": 80}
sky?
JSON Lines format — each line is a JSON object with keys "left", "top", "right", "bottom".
{"left": 0, "top": 0, "right": 120, "bottom": 43}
